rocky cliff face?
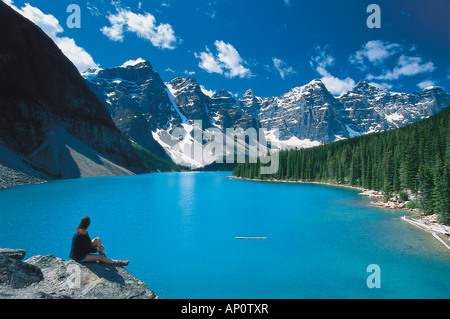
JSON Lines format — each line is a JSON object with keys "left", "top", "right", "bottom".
{"left": 167, "top": 76, "right": 212, "bottom": 126}
{"left": 0, "top": 2, "right": 142, "bottom": 186}
{"left": 338, "top": 80, "right": 450, "bottom": 135}
{"left": 0, "top": 248, "right": 157, "bottom": 299}
{"left": 235, "top": 89, "right": 262, "bottom": 119}
{"left": 256, "top": 79, "right": 350, "bottom": 142}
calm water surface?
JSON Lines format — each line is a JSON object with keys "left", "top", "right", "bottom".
{"left": 1, "top": 172, "right": 449, "bottom": 298}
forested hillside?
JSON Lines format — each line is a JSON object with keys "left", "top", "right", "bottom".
{"left": 233, "top": 107, "right": 450, "bottom": 224}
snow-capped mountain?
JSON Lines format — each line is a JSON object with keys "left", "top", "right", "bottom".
{"left": 255, "top": 79, "right": 350, "bottom": 143}
{"left": 87, "top": 62, "right": 264, "bottom": 168}
{"left": 86, "top": 59, "right": 184, "bottom": 158}
{"left": 84, "top": 58, "right": 450, "bottom": 168}
{"left": 338, "top": 80, "right": 450, "bottom": 136}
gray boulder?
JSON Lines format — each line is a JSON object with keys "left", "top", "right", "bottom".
{"left": 0, "top": 249, "right": 158, "bottom": 299}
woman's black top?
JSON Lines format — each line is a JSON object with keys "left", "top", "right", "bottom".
{"left": 69, "top": 231, "right": 97, "bottom": 261}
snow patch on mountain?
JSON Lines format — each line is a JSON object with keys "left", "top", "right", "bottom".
{"left": 385, "top": 112, "right": 404, "bottom": 124}
{"left": 165, "top": 85, "right": 190, "bottom": 125}
{"left": 265, "top": 129, "right": 322, "bottom": 150}
{"left": 120, "top": 58, "right": 147, "bottom": 68}
{"left": 81, "top": 66, "right": 103, "bottom": 80}
{"left": 152, "top": 126, "right": 206, "bottom": 169}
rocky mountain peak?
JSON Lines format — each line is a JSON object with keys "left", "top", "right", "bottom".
{"left": 212, "top": 89, "right": 234, "bottom": 99}
{"left": 119, "top": 58, "right": 150, "bottom": 69}
{"left": 167, "top": 76, "right": 208, "bottom": 103}
{"left": 243, "top": 89, "right": 255, "bottom": 97}
{"left": 304, "top": 78, "right": 327, "bottom": 91}
{"left": 209, "top": 89, "right": 236, "bottom": 113}
{"left": 81, "top": 66, "right": 103, "bottom": 80}
{"left": 96, "top": 59, "right": 157, "bottom": 85}
{"left": 166, "top": 76, "right": 211, "bottom": 126}
{"left": 168, "top": 76, "right": 199, "bottom": 89}
{"left": 346, "top": 80, "right": 387, "bottom": 97}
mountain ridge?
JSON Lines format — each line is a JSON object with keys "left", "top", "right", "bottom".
{"left": 84, "top": 58, "right": 450, "bottom": 168}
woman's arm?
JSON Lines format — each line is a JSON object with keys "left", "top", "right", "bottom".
{"left": 82, "top": 234, "right": 98, "bottom": 253}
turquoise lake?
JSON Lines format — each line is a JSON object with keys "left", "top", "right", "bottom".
{"left": 1, "top": 171, "right": 449, "bottom": 299}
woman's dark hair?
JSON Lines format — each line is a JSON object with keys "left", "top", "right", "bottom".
{"left": 76, "top": 216, "right": 90, "bottom": 235}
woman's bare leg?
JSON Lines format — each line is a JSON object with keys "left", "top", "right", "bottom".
{"left": 91, "top": 238, "right": 105, "bottom": 254}
{"left": 84, "top": 254, "right": 115, "bottom": 264}
{"left": 92, "top": 237, "right": 101, "bottom": 248}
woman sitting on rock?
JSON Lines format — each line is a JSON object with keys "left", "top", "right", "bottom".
{"left": 69, "top": 216, "right": 129, "bottom": 266}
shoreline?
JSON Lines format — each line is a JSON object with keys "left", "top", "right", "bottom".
{"left": 230, "top": 175, "right": 366, "bottom": 191}
{"left": 400, "top": 216, "right": 450, "bottom": 250}
{"left": 230, "top": 175, "right": 450, "bottom": 252}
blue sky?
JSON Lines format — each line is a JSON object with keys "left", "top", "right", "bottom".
{"left": 4, "top": 0, "right": 449, "bottom": 97}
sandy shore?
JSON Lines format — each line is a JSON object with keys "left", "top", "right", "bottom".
{"left": 231, "top": 176, "right": 366, "bottom": 191}
{"left": 230, "top": 175, "right": 450, "bottom": 252}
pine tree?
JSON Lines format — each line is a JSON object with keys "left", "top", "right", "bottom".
{"left": 432, "top": 158, "right": 449, "bottom": 217}
{"left": 417, "top": 163, "right": 434, "bottom": 214}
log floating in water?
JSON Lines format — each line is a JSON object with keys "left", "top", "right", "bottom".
{"left": 235, "top": 237, "right": 268, "bottom": 240}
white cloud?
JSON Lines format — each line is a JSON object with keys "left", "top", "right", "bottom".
{"left": 17, "top": 3, "right": 63, "bottom": 37}
{"left": 195, "top": 41, "right": 252, "bottom": 79}
{"left": 215, "top": 41, "right": 251, "bottom": 78}
{"left": 195, "top": 48, "right": 224, "bottom": 75}
{"left": 320, "top": 76, "right": 356, "bottom": 96}
{"left": 310, "top": 46, "right": 335, "bottom": 74}
{"left": 349, "top": 40, "right": 401, "bottom": 68}
{"left": 4, "top": 1, "right": 98, "bottom": 72}
{"left": 367, "top": 55, "right": 435, "bottom": 81}
{"left": 101, "top": 8, "right": 178, "bottom": 50}
{"left": 417, "top": 79, "right": 436, "bottom": 90}
{"left": 200, "top": 85, "right": 216, "bottom": 97}
{"left": 55, "top": 37, "right": 99, "bottom": 72}
{"left": 310, "top": 46, "right": 355, "bottom": 96}
{"left": 272, "top": 58, "right": 296, "bottom": 79}
{"left": 349, "top": 40, "right": 437, "bottom": 84}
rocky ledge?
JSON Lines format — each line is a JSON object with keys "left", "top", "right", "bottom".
{"left": 0, "top": 248, "right": 158, "bottom": 299}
